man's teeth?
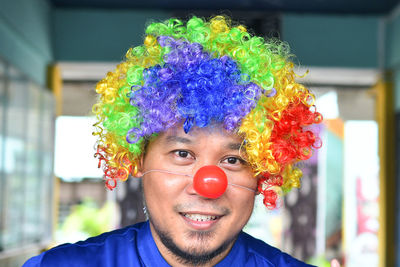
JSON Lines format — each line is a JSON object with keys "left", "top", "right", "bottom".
{"left": 183, "top": 213, "right": 218, "bottom": 221}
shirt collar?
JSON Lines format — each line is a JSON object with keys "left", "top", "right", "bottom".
{"left": 137, "top": 220, "right": 171, "bottom": 266}
{"left": 214, "top": 232, "right": 246, "bottom": 266}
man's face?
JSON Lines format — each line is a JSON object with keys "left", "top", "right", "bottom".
{"left": 138, "top": 125, "right": 258, "bottom": 265}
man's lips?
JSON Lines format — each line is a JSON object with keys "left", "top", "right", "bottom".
{"left": 179, "top": 212, "right": 224, "bottom": 230}
{"left": 181, "top": 213, "right": 222, "bottom": 221}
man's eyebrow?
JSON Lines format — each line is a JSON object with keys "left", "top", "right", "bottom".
{"left": 226, "top": 143, "right": 243, "bottom": 151}
{"left": 165, "top": 135, "right": 192, "bottom": 144}
{"left": 165, "top": 136, "right": 242, "bottom": 150}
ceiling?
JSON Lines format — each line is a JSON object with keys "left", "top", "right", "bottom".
{"left": 50, "top": 0, "right": 399, "bottom": 15}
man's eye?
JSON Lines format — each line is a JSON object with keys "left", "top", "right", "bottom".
{"left": 224, "top": 157, "right": 243, "bottom": 165}
{"left": 177, "top": 150, "right": 189, "bottom": 158}
{"left": 173, "top": 150, "right": 194, "bottom": 160}
{"left": 169, "top": 150, "right": 195, "bottom": 166}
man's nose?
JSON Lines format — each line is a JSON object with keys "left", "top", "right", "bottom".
{"left": 184, "top": 179, "right": 199, "bottom": 196}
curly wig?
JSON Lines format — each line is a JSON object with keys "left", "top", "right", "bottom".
{"left": 92, "top": 15, "right": 322, "bottom": 209}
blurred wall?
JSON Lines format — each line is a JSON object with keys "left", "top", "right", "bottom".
{"left": 0, "top": 0, "right": 53, "bottom": 86}
{"left": 52, "top": 10, "right": 381, "bottom": 70}
{"left": 282, "top": 14, "right": 379, "bottom": 68}
{"left": 53, "top": 9, "right": 171, "bottom": 62}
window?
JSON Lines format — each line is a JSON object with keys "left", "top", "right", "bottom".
{"left": 0, "top": 58, "right": 55, "bottom": 253}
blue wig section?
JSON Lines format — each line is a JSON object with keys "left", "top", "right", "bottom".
{"left": 126, "top": 36, "right": 262, "bottom": 143}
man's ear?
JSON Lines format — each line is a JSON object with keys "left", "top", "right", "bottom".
{"left": 133, "top": 155, "right": 145, "bottom": 178}
{"left": 254, "top": 174, "right": 262, "bottom": 195}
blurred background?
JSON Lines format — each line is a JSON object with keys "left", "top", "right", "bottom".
{"left": 0, "top": 0, "right": 399, "bottom": 266}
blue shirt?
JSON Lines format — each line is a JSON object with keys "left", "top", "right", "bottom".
{"left": 24, "top": 221, "right": 314, "bottom": 266}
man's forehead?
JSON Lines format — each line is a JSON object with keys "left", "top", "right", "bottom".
{"left": 157, "top": 124, "right": 245, "bottom": 145}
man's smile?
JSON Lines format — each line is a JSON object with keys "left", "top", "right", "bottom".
{"left": 182, "top": 213, "right": 220, "bottom": 221}
{"left": 180, "top": 212, "right": 223, "bottom": 230}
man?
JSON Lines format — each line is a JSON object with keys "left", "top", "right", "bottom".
{"left": 24, "top": 16, "right": 323, "bottom": 266}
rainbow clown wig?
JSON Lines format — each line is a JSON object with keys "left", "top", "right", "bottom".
{"left": 92, "top": 15, "right": 322, "bottom": 209}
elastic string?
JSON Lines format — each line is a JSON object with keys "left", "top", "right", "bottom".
{"left": 141, "top": 169, "right": 192, "bottom": 178}
{"left": 141, "top": 169, "right": 256, "bottom": 193}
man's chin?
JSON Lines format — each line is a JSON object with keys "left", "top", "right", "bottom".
{"left": 154, "top": 223, "right": 237, "bottom": 266}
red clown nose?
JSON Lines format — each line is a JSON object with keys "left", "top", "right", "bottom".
{"left": 193, "top": 165, "right": 228, "bottom": 199}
